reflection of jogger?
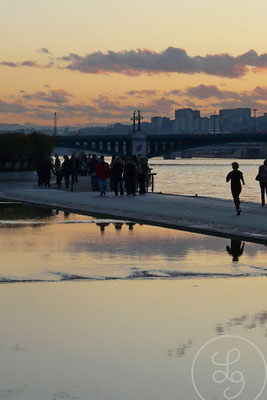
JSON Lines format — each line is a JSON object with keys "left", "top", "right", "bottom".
{"left": 226, "top": 240, "right": 245, "bottom": 262}
{"left": 226, "top": 162, "right": 245, "bottom": 215}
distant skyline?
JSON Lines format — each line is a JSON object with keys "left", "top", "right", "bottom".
{"left": 1, "top": 0, "right": 267, "bottom": 126}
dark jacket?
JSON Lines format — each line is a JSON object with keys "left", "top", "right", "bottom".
{"left": 111, "top": 163, "right": 123, "bottom": 180}
{"left": 62, "top": 158, "right": 71, "bottom": 175}
{"left": 88, "top": 158, "right": 98, "bottom": 174}
{"left": 257, "top": 165, "right": 267, "bottom": 184}
{"left": 124, "top": 162, "right": 137, "bottom": 180}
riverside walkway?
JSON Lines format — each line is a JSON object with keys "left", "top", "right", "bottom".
{"left": 0, "top": 179, "right": 267, "bottom": 244}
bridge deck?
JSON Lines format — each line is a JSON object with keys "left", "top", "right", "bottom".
{"left": 0, "top": 181, "right": 266, "bottom": 244}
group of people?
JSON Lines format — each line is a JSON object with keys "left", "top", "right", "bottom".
{"left": 36, "top": 152, "right": 151, "bottom": 196}
{"left": 36, "top": 152, "right": 81, "bottom": 189}
{"left": 226, "top": 159, "right": 267, "bottom": 215}
{"left": 90, "top": 154, "right": 150, "bottom": 196}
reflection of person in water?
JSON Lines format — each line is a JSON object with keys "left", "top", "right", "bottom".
{"left": 126, "top": 222, "right": 135, "bottom": 231}
{"left": 96, "top": 222, "right": 109, "bottom": 233}
{"left": 226, "top": 240, "right": 245, "bottom": 262}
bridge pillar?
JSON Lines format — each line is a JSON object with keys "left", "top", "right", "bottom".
{"left": 132, "top": 131, "right": 147, "bottom": 158}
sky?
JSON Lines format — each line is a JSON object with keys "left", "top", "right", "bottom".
{"left": 1, "top": 0, "right": 267, "bottom": 126}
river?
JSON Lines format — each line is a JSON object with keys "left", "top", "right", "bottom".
{"left": 150, "top": 158, "right": 263, "bottom": 202}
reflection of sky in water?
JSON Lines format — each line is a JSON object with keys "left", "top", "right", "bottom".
{"left": 0, "top": 278, "right": 267, "bottom": 400}
{"left": 0, "top": 204, "right": 267, "bottom": 282}
{"left": 0, "top": 205, "right": 267, "bottom": 281}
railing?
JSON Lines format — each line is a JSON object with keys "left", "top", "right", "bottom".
{"left": 146, "top": 172, "right": 157, "bottom": 193}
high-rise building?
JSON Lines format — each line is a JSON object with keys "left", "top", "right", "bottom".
{"left": 219, "top": 108, "right": 252, "bottom": 133}
{"left": 174, "top": 108, "right": 201, "bottom": 133}
{"left": 151, "top": 116, "right": 170, "bottom": 132}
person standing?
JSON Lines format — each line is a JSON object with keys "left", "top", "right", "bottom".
{"left": 88, "top": 154, "right": 98, "bottom": 191}
{"left": 256, "top": 159, "right": 267, "bottom": 206}
{"left": 138, "top": 158, "right": 150, "bottom": 194}
{"left": 124, "top": 158, "right": 137, "bottom": 196}
{"left": 226, "top": 162, "right": 245, "bottom": 215}
{"left": 54, "top": 153, "right": 61, "bottom": 173}
{"left": 42, "top": 156, "right": 53, "bottom": 188}
{"left": 36, "top": 153, "right": 45, "bottom": 187}
{"left": 70, "top": 152, "right": 79, "bottom": 184}
{"left": 95, "top": 155, "right": 110, "bottom": 196}
{"left": 111, "top": 157, "right": 124, "bottom": 196}
{"left": 62, "top": 155, "right": 71, "bottom": 188}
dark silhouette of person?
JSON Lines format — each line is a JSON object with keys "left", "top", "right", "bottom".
{"left": 226, "top": 240, "right": 245, "bottom": 262}
{"left": 53, "top": 154, "right": 63, "bottom": 189}
{"left": 62, "top": 155, "right": 71, "bottom": 188}
{"left": 54, "top": 153, "right": 61, "bottom": 172}
{"left": 70, "top": 152, "right": 79, "bottom": 184}
{"left": 40, "top": 156, "right": 53, "bottom": 188}
{"left": 124, "top": 158, "right": 137, "bottom": 196}
{"left": 226, "top": 162, "right": 245, "bottom": 215}
{"left": 88, "top": 154, "right": 99, "bottom": 191}
{"left": 256, "top": 159, "right": 267, "bottom": 206}
{"left": 138, "top": 158, "right": 150, "bottom": 194}
{"left": 111, "top": 156, "right": 124, "bottom": 196}
{"left": 36, "top": 153, "right": 45, "bottom": 187}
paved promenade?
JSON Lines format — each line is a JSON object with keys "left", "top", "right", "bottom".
{"left": 0, "top": 179, "right": 267, "bottom": 244}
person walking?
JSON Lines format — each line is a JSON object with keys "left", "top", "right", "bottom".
{"left": 255, "top": 159, "right": 267, "bottom": 206}
{"left": 111, "top": 156, "right": 124, "bottom": 196}
{"left": 226, "top": 162, "right": 245, "bottom": 215}
{"left": 95, "top": 155, "right": 110, "bottom": 196}
{"left": 124, "top": 158, "right": 137, "bottom": 196}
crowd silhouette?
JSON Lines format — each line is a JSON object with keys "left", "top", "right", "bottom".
{"left": 36, "top": 152, "right": 152, "bottom": 196}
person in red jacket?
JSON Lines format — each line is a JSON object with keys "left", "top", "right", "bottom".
{"left": 95, "top": 155, "right": 110, "bottom": 196}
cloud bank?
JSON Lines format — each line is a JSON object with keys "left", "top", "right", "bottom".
{"left": 2, "top": 48, "right": 267, "bottom": 79}
{"left": 61, "top": 48, "right": 267, "bottom": 78}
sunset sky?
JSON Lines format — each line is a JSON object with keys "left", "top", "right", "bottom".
{"left": 1, "top": 0, "right": 267, "bottom": 126}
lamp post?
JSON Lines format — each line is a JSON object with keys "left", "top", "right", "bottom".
{"left": 252, "top": 108, "right": 257, "bottom": 132}
{"left": 53, "top": 112, "right": 57, "bottom": 137}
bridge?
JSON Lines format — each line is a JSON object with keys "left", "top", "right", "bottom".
{"left": 54, "top": 132, "right": 267, "bottom": 159}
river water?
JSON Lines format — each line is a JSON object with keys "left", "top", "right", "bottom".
{"left": 0, "top": 202, "right": 266, "bottom": 283}
{"left": 1, "top": 159, "right": 267, "bottom": 400}
{"left": 150, "top": 158, "right": 263, "bottom": 202}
